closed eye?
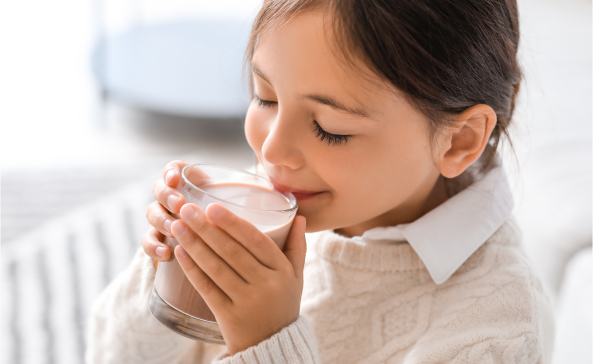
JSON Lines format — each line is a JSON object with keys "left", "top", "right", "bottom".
{"left": 312, "top": 120, "right": 350, "bottom": 146}
{"left": 253, "top": 94, "right": 277, "bottom": 108}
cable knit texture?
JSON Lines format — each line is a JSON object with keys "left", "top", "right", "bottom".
{"left": 87, "top": 218, "right": 555, "bottom": 363}
{"left": 211, "top": 316, "right": 320, "bottom": 364}
{"left": 85, "top": 247, "right": 225, "bottom": 363}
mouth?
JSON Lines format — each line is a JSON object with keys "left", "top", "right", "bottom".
{"left": 268, "top": 177, "right": 324, "bottom": 202}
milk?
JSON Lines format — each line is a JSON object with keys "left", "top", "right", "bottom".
{"left": 154, "top": 182, "right": 296, "bottom": 322}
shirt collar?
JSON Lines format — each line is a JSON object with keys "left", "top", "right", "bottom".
{"left": 351, "top": 166, "right": 514, "bottom": 284}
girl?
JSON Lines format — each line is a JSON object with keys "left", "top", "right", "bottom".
{"left": 87, "top": 0, "right": 555, "bottom": 363}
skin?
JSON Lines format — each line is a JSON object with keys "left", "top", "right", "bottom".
{"left": 142, "top": 10, "right": 497, "bottom": 355}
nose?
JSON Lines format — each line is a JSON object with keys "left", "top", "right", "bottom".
{"left": 261, "top": 110, "right": 305, "bottom": 170}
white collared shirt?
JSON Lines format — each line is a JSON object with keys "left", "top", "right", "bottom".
{"left": 351, "top": 166, "right": 514, "bottom": 284}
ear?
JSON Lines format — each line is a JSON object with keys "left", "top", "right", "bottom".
{"left": 437, "top": 104, "right": 497, "bottom": 178}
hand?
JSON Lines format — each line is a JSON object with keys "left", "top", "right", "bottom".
{"left": 141, "top": 160, "right": 189, "bottom": 262}
{"left": 170, "top": 203, "right": 307, "bottom": 355}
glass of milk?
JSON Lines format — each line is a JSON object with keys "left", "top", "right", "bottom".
{"left": 149, "top": 164, "right": 298, "bottom": 344}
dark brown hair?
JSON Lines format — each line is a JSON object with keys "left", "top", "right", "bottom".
{"left": 246, "top": 0, "right": 521, "bottom": 175}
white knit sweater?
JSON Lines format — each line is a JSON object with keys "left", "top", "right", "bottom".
{"left": 86, "top": 219, "right": 554, "bottom": 364}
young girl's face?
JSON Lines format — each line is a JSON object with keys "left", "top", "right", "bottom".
{"left": 245, "top": 10, "right": 446, "bottom": 235}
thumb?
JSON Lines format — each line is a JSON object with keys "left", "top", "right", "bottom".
{"left": 283, "top": 216, "right": 307, "bottom": 285}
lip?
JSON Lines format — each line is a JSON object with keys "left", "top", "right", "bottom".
{"left": 268, "top": 177, "right": 323, "bottom": 201}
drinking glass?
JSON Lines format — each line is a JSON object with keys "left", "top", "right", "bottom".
{"left": 149, "top": 164, "right": 298, "bottom": 344}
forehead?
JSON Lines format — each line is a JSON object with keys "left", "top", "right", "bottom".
{"left": 251, "top": 10, "right": 399, "bottom": 109}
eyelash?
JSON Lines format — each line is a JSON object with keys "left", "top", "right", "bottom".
{"left": 253, "top": 95, "right": 277, "bottom": 108}
{"left": 312, "top": 120, "right": 351, "bottom": 146}
{"left": 254, "top": 95, "right": 351, "bottom": 146}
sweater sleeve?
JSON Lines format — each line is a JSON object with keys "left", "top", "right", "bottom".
{"left": 85, "top": 247, "right": 224, "bottom": 364}
{"left": 211, "top": 315, "right": 321, "bottom": 364}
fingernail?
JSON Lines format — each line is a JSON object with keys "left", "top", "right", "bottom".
{"left": 176, "top": 246, "right": 188, "bottom": 258}
{"left": 180, "top": 204, "right": 197, "bottom": 221}
{"left": 163, "top": 219, "right": 173, "bottom": 234}
{"left": 156, "top": 246, "right": 167, "bottom": 258}
{"left": 165, "top": 170, "right": 176, "bottom": 184}
{"left": 207, "top": 204, "right": 224, "bottom": 219}
{"left": 167, "top": 194, "right": 180, "bottom": 211}
{"left": 172, "top": 221, "right": 187, "bottom": 237}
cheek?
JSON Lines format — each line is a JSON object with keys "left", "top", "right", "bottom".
{"left": 317, "top": 123, "right": 436, "bottom": 221}
{"left": 244, "top": 106, "right": 270, "bottom": 156}
{"left": 325, "top": 130, "right": 432, "bottom": 190}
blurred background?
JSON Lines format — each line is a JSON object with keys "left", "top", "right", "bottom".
{"left": 0, "top": 0, "right": 591, "bottom": 363}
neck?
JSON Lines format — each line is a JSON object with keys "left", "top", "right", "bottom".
{"left": 335, "top": 174, "right": 449, "bottom": 238}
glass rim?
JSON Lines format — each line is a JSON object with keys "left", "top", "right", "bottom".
{"left": 180, "top": 164, "right": 299, "bottom": 214}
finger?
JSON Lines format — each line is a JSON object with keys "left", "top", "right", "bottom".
{"left": 152, "top": 179, "right": 185, "bottom": 214}
{"left": 171, "top": 219, "right": 246, "bottom": 299}
{"left": 180, "top": 204, "right": 265, "bottom": 283}
{"left": 282, "top": 216, "right": 307, "bottom": 285}
{"left": 141, "top": 227, "right": 171, "bottom": 261}
{"left": 162, "top": 160, "right": 190, "bottom": 188}
{"left": 174, "top": 245, "right": 230, "bottom": 309}
{"left": 146, "top": 201, "right": 176, "bottom": 238}
{"left": 181, "top": 164, "right": 211, "bottom": 188}
{"left": 205, "top": 203, "right": 288, "bottom": 271}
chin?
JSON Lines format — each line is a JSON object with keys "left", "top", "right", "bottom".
{"left": 297, "top": 209, "right": 334, "bottom": 233}
{"left": 295, "top": 208, "right": 320, "bottom": 232}
{"left": 304, "top": 220, "right": 329, "bottom": 233}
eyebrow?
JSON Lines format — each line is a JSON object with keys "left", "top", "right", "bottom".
{"left": 251, "top": 64, "right": 371, "bottom": 118}
{"left": 301, "top": 94, "right": 371, "bottom": 118}
{"left": 251, "top": 64, "right": 273, "bottom": 86}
